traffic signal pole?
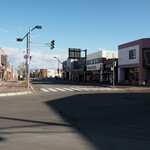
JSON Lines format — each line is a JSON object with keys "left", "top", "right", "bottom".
{"left": 28, "top": 28, "right": 31, "bottom": 89}
{"left": 85, "top": 49, "right": 87, "bottom": 82}
{"left": 25, "top": 28, "right": 30, "bottom": 89}
{"left": 17, "top": 25, "right": 42, "bottom": 88}
{"left": 113, "top": 53, "right": 115, "bottom": 87}
{"left": 81, "top": 49, "right": 87, "bottom": 82}
{"left": 26, "top": 34, "right": 29, "bottom": 88}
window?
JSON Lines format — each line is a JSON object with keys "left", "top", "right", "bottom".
{"left": 87, "top": 58, "right": 105, "bottom": 65}
{"left": 129, "top": 49, "right": 136, "bottom": 59}
{"left": 143, "top": 49, "right": 150, "bottom": 66}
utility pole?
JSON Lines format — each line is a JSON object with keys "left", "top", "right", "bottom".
{"left": 17, "top": 25, "right": 42, "bottom": 88}
{"left": 84, "top": 49, "right": 87, "bottom": 82}
{"left": 26, "top": 33, "right": 29, "bottom": 88}
{"left": 53, "top": 57, "right": 62, "bottom": 78}
{"left": 58, "top": 60, "right": 60, "bottom": 78}
{"left": 113, "top": 53, "right": 115, "bottom": 87}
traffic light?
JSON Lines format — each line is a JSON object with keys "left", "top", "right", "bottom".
{"left": 51, "top": 40, "right": 55, "bottom": 49}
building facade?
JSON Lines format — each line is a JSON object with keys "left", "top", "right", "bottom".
{"left": 62, "top": 59, "right": 75, "bottom": 80}
{"left": 62, "top": 50, "right": 118, "bottom": 83}
{"left": 0, "top": 48, "right": 14, "bottom": 81}
{"left": 70, "top": 58, "right": 86, "bottom": 81}
{"left": 103, "top": 58, "right": 118, "bottom": 84}
{"left": 118, "top": 38, "right": 150, "bottom": 85}
{"left": 87, "top": 50, "right": 118, "bottom": 82}
{"left": 0, "top": 48, "right": 7, "bottom": 80}
{"left": 47, "top": 69, "right": 55, "bottom": 78}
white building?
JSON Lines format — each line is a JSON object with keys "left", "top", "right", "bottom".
{"left": 47, "top": 69, "right": 55, "bottom": 78}
{"left": 87, "top": 50, "right": 118, "bottom": 82}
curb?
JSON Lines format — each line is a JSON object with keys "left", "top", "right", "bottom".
{"left": 0, "top": 91, "right": 32, "bottom": 97}
{"left": 0, "top": 83, "right": 34, "bottom": 97}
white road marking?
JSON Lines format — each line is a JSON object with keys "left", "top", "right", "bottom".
{"left": 79, "top": 88, "right": 91, "bottom": 91}
{"left": 69, "top": 88, "right": 83, "bottom": 91}
{"left": 40, "top": 88, "right": 49, "bottom": 92}
{"left": 62, "top": 88, "right": 74, "bottom": 91}
{"left": 55, "top": 88, "right": 66, "bottom": 91}
{"left": 40, "top": 87, "right": 124, "bottom": 92}
{"left": 48, "top": 88, "right": 57, "bottom": 92}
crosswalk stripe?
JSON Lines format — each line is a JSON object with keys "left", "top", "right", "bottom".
{"left": 80, "top": 88, "right": 91, "bottom": 91}
{"left": 55, "top": 88, "right": 66, "bottom": 91}
{"left": 40, "top": 88, "right": 49, "bottom": 92}
{"left": 69, "top": 88, "right": 83, "bottom": 91}
{"left": 111, "top": 88, "right": 123, "bottom": 90}
{"left": 98, "top": 88, "right": 110, "bottom": 91}
{"left": 62, "top": 88, "right": 74, "bottom": 91}
{"left": 48, "top": 88, "right": 57, "bottom": 92}
{"left": 40, "top": 87, "right": 124, "bottom": 92}
{"left": 90, "top": 88, "right": 101, "bottom": 91}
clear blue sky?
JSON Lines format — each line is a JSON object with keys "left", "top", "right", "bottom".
{"left": 1, "top": 0, "right": 150, "bottom": 69}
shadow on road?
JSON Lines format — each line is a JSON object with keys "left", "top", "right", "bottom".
{"left": 45, "top": 92, "right": 150, "bottom": 150}
{"left": 0, "top": 116, "right": 73, "bottom": 130}
{"left": 0, "top": 137, "right": 6, "bottom": 142}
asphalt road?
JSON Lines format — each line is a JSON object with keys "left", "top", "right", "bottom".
{"left": 0, "top": 78, "right": 150, "bottom": 150}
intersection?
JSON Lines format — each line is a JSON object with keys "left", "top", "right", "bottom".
{"left": 0, "top": 79, "right": 150, "bottom": 150}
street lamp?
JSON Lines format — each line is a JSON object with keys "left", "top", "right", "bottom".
{"left": 35, "top": 25, "right": 42, "bottom": 29}
{"left": 53, "top": 57, "right": 62, "bottom": 78}
{"left": 17, "top": 25, "right": 42, "bottom": 88}
{"left": 16, "top": 38, "right": 23, "bottom": 42}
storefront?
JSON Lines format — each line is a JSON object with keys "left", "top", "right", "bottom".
{"left": 103, "top": 59, "right": 118, "bottom": 84}
{"left": 87, "top": 50, "right": 118, "bottom": 82}
{"left": 118, "top": 38, "right": 150, "bottom": 85}
{"left": 0, "top": 67, "right": 4, "bottom": 80}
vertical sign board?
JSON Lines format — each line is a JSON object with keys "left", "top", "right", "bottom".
{"left": 68, "top": 48, "right": 81, "bottom": 59}
{"left": 1, "top": 55, "right": 6, "bottom": 65}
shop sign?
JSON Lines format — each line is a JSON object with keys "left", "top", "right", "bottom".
{"left": 87, "top": 66, "right": 97, "bottom": 70}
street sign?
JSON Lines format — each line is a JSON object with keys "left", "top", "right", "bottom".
{"left": 24, "top": 54, "right": 29, "bottom": 60}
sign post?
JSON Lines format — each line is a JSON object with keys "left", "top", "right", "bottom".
{"left": 24, "top": 54, "right": 29, "bottom": 60}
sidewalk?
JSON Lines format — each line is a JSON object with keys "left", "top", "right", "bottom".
{"left": 0, "top": 78, "right": 32, "bottom": 97}
{"left": 69, "top": 79, "right": 150, "bottom": 91}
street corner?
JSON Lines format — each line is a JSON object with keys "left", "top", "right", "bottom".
{"left": 0, "top": 91, "right": 32, "bottom": 97}
{"left": 0, "top": 78, "right": 35, "bottom": 97}
{"left": 0, "top": 82, "right": 34, "bottom": 97}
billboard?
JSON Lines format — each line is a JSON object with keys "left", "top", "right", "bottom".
{"left": 68, "top": 48, "right": 81, "bottom": 59}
